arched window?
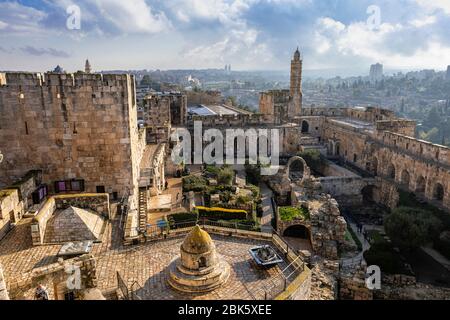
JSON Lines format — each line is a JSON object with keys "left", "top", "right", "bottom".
{"left": 301, "top": 120, "right": 309, "bottom": 133}
{"left": 433, "top": 183, "right": 445, "bottom": 202}
{"left": 387, "top": 164, "right": 396, "bottom": 180}
{"left": 401, "top": 169, "right": 410, "bottom": 188}
{"left": 416, "top": 176, "right": 426, "bottom": 193}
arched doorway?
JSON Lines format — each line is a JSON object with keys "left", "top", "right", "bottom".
{"left": 283, "top": 224, "right": 310, "bottom": 239}
{"left": 335, "top": 143, "right": 340, "bottom": 156}
{"left": 387, "top": 164, "right": 396, "bottom": 180}
{"left": 288, "top": 158, "right": 305, "bottom": 181}
{"left": 362, "top": 185, "right": 376, "bottom": 203}
{"left": 401, "top": 169, "right": 410, "bottom": 188}
{"left": 301, "top": 120, "right": 309, "bottom": 133}
{"left": 372, "top": 157, "right": 378, "bottom": 176}
{"left": 416, "top": 176, "right": 426, "bottom": 193}
{"left": 433, "top": 183, "right": 445, "bottom": 202}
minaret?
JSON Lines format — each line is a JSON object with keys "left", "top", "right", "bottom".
{"left": 289, "top": 47, "right": 303, "bottom": 116}
{"left": 85, "top": 59, "right": 91, "bottom": 73}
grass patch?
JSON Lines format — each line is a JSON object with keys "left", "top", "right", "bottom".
{"left": 279, "top": 206, "right": 310, "bottom": 222}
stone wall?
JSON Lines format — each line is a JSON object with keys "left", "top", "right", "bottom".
{"left": 318, "top": 176, "right": 365, "bottom": 206}
{"left": 31, "top": 193, "right": 110, "bottom": 245}
{"left": 0, "top": 72, "right": 141, "bottom": 209}
{"left": 0, "top": 189, "right": 23, "bottom": 240}
{"left": 7, "top": 254, "right": 100, "bottom": 300}
{"left": 0, "top": 263, "right": 9, "bottom": 300}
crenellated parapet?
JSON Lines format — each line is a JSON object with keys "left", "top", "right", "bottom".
{"left": 0, "top": 72, "right": 133, "bottom": 88}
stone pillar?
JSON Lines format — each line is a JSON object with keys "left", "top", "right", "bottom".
{"left": 0, "top": 263, "right": 10, "bottom": 300}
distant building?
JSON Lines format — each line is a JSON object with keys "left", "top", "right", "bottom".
{"left": 85, "top": 59, "right": 91, "bottom": 73}
{"left": 52, "top": 65, "right": 64, "bottom": 73}
{"left": 370, "top": 63, "right": 383, "bottom": 81}
{"left": 446, "top": 65, "right": 450, "bottom": 81}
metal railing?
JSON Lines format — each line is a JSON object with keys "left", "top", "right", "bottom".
{"left": 121, "top": 218, "right": 308, "bottom": 300}
{"left": 124, "top": 218, "right": 266, "bottom": 241}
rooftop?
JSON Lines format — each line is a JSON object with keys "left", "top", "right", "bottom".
{"left": 0, "top": 218, "right": 300, "bottom": 300}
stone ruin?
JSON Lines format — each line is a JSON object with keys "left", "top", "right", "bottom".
{"left": 266, "top": 156, "right": 347, "bottom": 260}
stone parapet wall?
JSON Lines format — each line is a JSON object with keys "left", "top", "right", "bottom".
{"left": 0, "top": 189, "right": 24, "bottom": 240}
{"left": 31, "top": 193, "right": 110, "bottom": 245}
{"left": 6, "top": 254, "right": 99, "bottom": 300}
{"left": 0, "top": 263, "right": 9, "bottom": 300}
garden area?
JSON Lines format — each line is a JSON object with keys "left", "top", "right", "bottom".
{"left": 174, "top": 164, "right": 262, "bottom": 231}
{"left": 278, "top": 206, "right": 310, "bottom": 222}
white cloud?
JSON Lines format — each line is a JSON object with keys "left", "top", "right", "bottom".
{"left": 0, "top": 20, "right": 8, "bottom": 30}
{"left": 0, "top": 2, "right": 47, "bottom": 34}
{"left": 415, "top": 0, "right": 450, "bottom": 15}
{"left": 313, "top": 16, "right": 450, "bottom": 69}
{"left": 409, "top": 15, "right": 437, "bottom": 28}
{"left": 184, "top": 28, "right": 272, "bottom": 68}
{"left": 94, "top": 0, "right": 171, "bottom": 33}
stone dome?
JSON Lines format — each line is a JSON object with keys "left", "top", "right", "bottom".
{"left": 181, "top": 225, "right": 214, "bottom": 254}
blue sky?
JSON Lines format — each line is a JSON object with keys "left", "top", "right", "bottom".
{"left": 1, "top": 0, "right": 450, "bottom": 74}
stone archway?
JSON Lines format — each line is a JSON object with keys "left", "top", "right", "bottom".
{"left": 371, "top": 157, "right": 378, "bottom": 176}
{"left": 387, "top": 163, "right": 396, "bottom": 180}
{"left": 433, "top": 183, "right": 445, "bottom": 202}
{"left": 416, "top": 176, "right": 426, "bottom": 193}
{"left": 362, "top": 185, "right": 377, "bottom": 203}
{"left": 285, "top": 156, "right": 311, "bottom": 183}
{"left": 283, "top": 224, "right": 311, "bottom": 239}
{"left": 301, "top": 120, "right": 310, "bottom": 133}
{"left": 400, "top": 169, "right": 410, "bottom": 188}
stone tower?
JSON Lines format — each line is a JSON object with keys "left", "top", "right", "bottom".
{"left": 85, "top": 59, "right": 91, "bottom": 74}
{"left": 289, "top": 47, "right": 303, "bottom": 117}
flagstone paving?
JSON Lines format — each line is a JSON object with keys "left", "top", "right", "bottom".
{"left": 0, "top": 217, "right": 294, "bottom": 300}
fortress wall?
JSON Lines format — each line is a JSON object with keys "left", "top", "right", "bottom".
{"left": 376, "top": 131, "right": 450, "bottom": 167}
{"left": 376, "top": 120, "right": 416, "bottom": 136}
{"left": 0, "top": 72, "right": 141, "bottom": 205}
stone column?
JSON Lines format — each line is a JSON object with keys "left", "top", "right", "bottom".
{"left": 0, "top": 263, "right": 10, "bottom": 300}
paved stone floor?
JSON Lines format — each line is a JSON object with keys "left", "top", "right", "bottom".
{"left": 0, "top": 217, "right": 293, "bottom": 300}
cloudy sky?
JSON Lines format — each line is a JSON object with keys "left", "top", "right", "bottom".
{"left": 0, "top": 0, "right": 450, "bottom": 74}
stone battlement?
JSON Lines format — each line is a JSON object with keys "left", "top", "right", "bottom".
{"left": 189, "top": 113, "right": 274, "bottom": 127}
{"left": 377, "top": 131, "right": 450, "bottom": 166}
{"left": 0, "top": 72, "right": 133, "bottom": 88}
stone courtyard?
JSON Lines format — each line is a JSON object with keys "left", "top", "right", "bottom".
{"left": 0, "top": 216, "right": 298, "bottom": 300}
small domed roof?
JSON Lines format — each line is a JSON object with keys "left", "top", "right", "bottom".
{"left": 181, "top": 225, "right": 213, "bottom": 254}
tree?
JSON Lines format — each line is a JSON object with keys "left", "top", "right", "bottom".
{"left": 384, "top": 206, "right": 442, "bottom": 250}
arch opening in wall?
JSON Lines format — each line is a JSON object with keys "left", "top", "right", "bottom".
{"left": 400, "top": 169, "right": 410, "bottom": 188}
{"left": 416, "top": 176, "right": 426, "bottom": 193}
{"left": 288, "top": 158, "right": 305, "bottom": 181}
{"left": 301, "top": 120, "right": 309, "bottom": 133}
{"left": 387, "top": 164, "right": 396, "bottom": 180}
{"left": 372, "top": 157, "right": 378, "bottom": 176}
{"left": 433, "top": 183, "right": 445, "bottom": 202}
{"left": 283, "top": 224, "right": 310, "bottom": 240}
{"left": 362, "top": 185, "right": 376, "bottom": 203}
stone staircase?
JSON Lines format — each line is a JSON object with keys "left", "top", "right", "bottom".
{"left": 138, "top": 188, "right": 148, "bottom": 233}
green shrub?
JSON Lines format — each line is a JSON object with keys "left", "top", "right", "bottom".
{"left": 385, "top": 206, "right": 443, "bottom": 250}
{"left": 246, "top": 184, "right": 260, "bottom": 199}
{"left": 197, "top": 206, "right": 247, "bottom": 220}
{"left": 217, "top": 166, "right": 234, "bottom": 185}
{"left": 347, "top": 227, "right": 362, "bottom": 251}
{"left": 245, "top": 164, "right": 261, "bottom": 185}
{"left": 279, "top": 206, "right": 310, "bottom": 222}
{"left": 182, "top": 175, "right": 208, "bottom": 192}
